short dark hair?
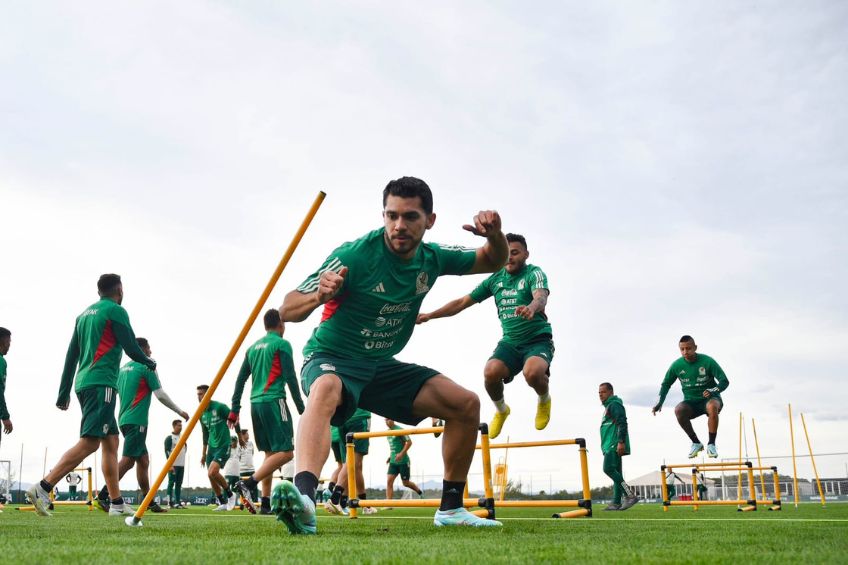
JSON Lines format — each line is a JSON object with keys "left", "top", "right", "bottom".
{"left": 97, "top": 274, "right": 122, "bottom": 295}
{"left": 600, "top": 382, "right": 613, "bottom": 392}
{"left": 136, "top": 337, "right": 149, "bottom": 349}
{"left": 506, "top": 233, "right": 527, "bottom": 249}
{"left": 679, "top": 335, "right": 695, "bottom": 344}
{"left": 383, "top": 177, "right": 433, "bottom": 215}
{"left": 172, "top": 419, "right": 182, "bottom": 427}
{"left": 240, "top": 429, "right": 249, "bottom": 434}
{"left": 197, "top": 384, "right": 210, "bottom": 392}
{"left": 263, "top": 308, "right": 281, "bottom": 330}
{"left": 0, "top": 327, "right": 10, "bottom": 340}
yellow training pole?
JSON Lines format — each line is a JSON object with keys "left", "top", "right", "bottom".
{"left": 480, "top": 429, "right": 495, "bottom": 501}
{"left": 752, "top": 418, "right": 766, "bottom": 500}
{"left": 126, "top": 191, "right": 326, "bottom": 527}
{"left": 661, "top": 469, "right": 669, "bottom": 512}
{"left": 692, "top": 471, "right": 699, "bottom": 512}
{"left": 346, "top": 441, "right": 358, "bottom": 519}
{"left": 737, "top": 412, "right": 743, "bottom": 502}
{"left": 800, "top": 413, "right": 825, "bottom": 507}
{"left": 579, "top": 446, "right": 591, "bottom": 501}
{"left": 788, "top": 404, "right": 799, "bottom": 509}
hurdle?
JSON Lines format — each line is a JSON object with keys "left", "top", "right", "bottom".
{"left": 346, "top": 424, "right": 495, "bottom": 519}
{"left": 660, "top": 461, "right": 782, "bottom": 511}
{"left": 18, "top": 467, "right": 94, "bottom": 512}
{"left": 478, "top": 437, "right": 592, "bottom": 519}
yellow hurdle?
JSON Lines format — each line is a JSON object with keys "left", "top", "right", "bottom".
{"left": 662, "top": 461, "right": 783, "bottom": 511}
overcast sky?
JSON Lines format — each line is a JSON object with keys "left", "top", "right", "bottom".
{"left": 2, "top": 1, "right": 847, "bottom": 495}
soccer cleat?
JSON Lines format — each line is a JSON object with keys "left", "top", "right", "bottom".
{"left": 706, "top": 444, "right": 718, "bottom": 458}
{"left": 619, "top": 495, "right": 639, "bottom": 511}
{"left": 489, "top": 406, "right": 511, "bottom": 440}
{"left": 27, "top": 484, "right": 53, "bottom": 517}
{"left": 109, "top": 503, "right": 135, "bottom": 516}
{"left": 323, "top": 499, "right": 344, "bottom": 515}
{"left": 226, "top": 491, "right": 239, "bottom": 511}
{"left": 149, "top": 502, "right": 168, "bottom": 513}
{"left": 604, "top": 503, "right": 621, "bottom": 511}
{"left": 433, "top": 418, "right": 445, "bottom": 438}
{"left": 235, "top": 480, "right": 257, "bottom": 514}
{"left": 271, "top": 481, "right": 317, "bottom": 535}
{"left": 535, "top": 398, "right": 551, "bottom": 430}
{"left": 433, "top": 507, "right": 502, "bottom": 527}
{"left": 213, "top": 503, "right": 228, "bottom": 511}
{"left": 260, "top": 506, "right": 273, "bottom": 515}
{"left": 362, "top": 506, "right": 378, "bottom": 515}
{"left": 687, "top": 442, "right": 704, "bottom": 459}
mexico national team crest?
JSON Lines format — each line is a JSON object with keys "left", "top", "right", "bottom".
{"left": 415, "top": 272, "right": 430, "bottom": 295}
{"left": 518, "top": 279, "right": 525, "bottom": 290}
{"left": 699, "top": 367, "right": 706, "bottom": 376}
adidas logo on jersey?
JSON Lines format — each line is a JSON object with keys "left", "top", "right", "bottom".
{"left": 371, "top": 282, "right": 386, "bottom": 293}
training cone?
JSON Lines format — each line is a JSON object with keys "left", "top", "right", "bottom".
{"left": 125, "top": 516, "right": 143, "bottom": 527}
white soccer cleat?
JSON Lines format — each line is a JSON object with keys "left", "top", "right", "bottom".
{"left": 687, "top": 442, "right": 704, "bottom": 459}
{"left": 433, "top": 507, "right": 502, "bottom": 527}
{"left": 27, "top": 484, "right": 53, "bottom": 517}
{"left": 361, "top": 506, "right": 378, "bottom": 515}
{"left": 323, "top": 499, "right": 344, "bottom": 515}
{"left": 109, "top": 503, "right": 135, "bottom": 516}
{"left": 226, "top": 491, "right": 238, "bottom": 511}
{"left": 213, "top": 503, "right": 228, "bottom": 511}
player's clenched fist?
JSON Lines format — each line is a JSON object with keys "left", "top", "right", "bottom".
{"left": 318, "top": 266, "right": 348, "bottom": 304}
{"left": 463, "top": 210, "right": 502, "bottom": 238}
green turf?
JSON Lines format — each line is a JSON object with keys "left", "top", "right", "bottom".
{"left": 2, "top": 502, "right": 846, "bottom": 564}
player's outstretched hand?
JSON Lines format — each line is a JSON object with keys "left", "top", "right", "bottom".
{"left": 515, "top": 305, "right": 535, "bottom": 320}
{"left": 318, "top": 266, "right": 348, "bottom": 304}
{"left": 180, "top": 411, "right": 190, "bottom": 421}
{"left": 651, "top": 405, "right": 661, "bottom": 415}
{"left": 463, "top": 210, "right": 502, "bottom": 238}
{"left": 416, "top": 313, "right": 431, "bottom": 324}
{"left": 2, "top": 419, "right": 12, "bottom": 434}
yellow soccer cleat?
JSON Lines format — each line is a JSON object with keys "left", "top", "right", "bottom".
{"left": 535, "top": 398, "right": 551, "bottom": 430}
{"left": 489, "top": 406, "right": 511, "bottom": 439}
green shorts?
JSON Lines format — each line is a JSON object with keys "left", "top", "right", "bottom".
{"left": 331, "top": 441, "right": 343, "bottom": 463}
{"left": 251, "top": 399, "right": 294, "bottom": 453}
{"left": 337, "top": 417, "right": 370, "bottom": 463}
{"left": 205, "top": 445, "right": 231, "bottom": 468}
{"left": 490, "top": 333, "right": 554, "bottom": 383}
{"left": 301, "top": 356, "right": 440, "bottom": 426}
{"left": 77, "top": 386, "right": 119, "bottom": 438}
{"left": 387, "top": 462, "right": 411, "bottom": 480}
{"left": 120, "top": 424, "right": 149, "bottom": 458}
{"left": 683, "top": 396, "right": 723, "bottom": 418}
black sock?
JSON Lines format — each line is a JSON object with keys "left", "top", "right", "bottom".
{"left": 708, "top": 432, "right": 717, "bottom": 445}
{"left": 225, "top": 488, "right": 233, "bottom": 498}
{"left": 327, "top": 481, "right": 336, "bottom": 493}
{"left": 218, "top": 493, "right": 228, "bottom": 504}
{"left": 331, "top": 485, "right": 345, "bottom": 505}
{"left": 244, "top": 476, "right": 258, "bottom": 490}
{"left": 294, "top": 471, "right": 319, "bottom": 504}
{"left": 439, "top": 480, "right": 465, "bottom": 511}
{"left": 687, "top": 431, "right": 701, "bottom": 443}
{"left": 341, "top": 495, "right": 348, "bottom": 509}
{"left": 98, "top": 485, "right": 109, "bottom": 500}
{"left": 415, "top": 487, "right": 423, "bottom": 495}
{"left": 261, "top": 496, "right": 270, "bottom": 509}
{"left": 111, "top": 496, "right": 124, "bottom": 505}
{"left": 40, "top": 480, "right": 53, "bottom": 492}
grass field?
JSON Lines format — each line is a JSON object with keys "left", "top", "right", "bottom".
{"left": 2, "top": 502, "right": 847, "bottom": 564}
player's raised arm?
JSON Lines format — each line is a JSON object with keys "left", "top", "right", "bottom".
{"left": 463, "top": 210, "right": 508, "bottom": 275}
{"left": 417, "top": 295, "right": 476, "bottom": 324}
{"left": 280, "top": 266, "right": 348, "bottom": 322}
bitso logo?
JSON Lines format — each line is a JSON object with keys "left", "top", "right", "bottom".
{"left": 415, "top": 272, "right": 430, "bottom": 295}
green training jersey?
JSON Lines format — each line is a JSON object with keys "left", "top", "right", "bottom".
{"left": 200, "top": 400, "right": 231, "bottom": 450}
{"left": 387, "top": 424, "right": 410, "bottom": 464}
{"left": 656, "top": 354, "right": 729, "bottom": 407}
{"left": 231, "top": 332, "right": 304, "bottom": 413}
{"left": 600, "top": 395, "right": 630, "bottom": 455}
{"left": 117, "top": 360, "right": 162, "bottom": 426}
{"left": 0, "top": 353, "right": 9, "bottom": 420}
{"left": 298, "top": 228, "right": 477, "bottom": 360}
{"left": 57, "top": 297, "right": 154, "bottom": 401}
{"left": 469, "top": 264, "right": 552, "bottom": 345}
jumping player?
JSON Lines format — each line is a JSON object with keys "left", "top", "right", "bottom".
{"left": 652, "top": 336, "right": 729, "bottom": 459}
{"left": 273, "top": 176, "right": 508, "bottom": 533}
{"left": 229, "top": 309, "right": 305, "bottom": 515}
{"left": 28, "top": 274, "right": 156, "bottom": 517}
{"left": 417, "top": 233, "right": 554, "bottom": 439}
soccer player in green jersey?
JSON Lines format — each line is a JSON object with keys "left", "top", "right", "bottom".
{"left": 598, "top": 383, "right": 638, "bottom": 511}
{"left": 164, "top": 419, "right": 188, "bottom": 508}
{"left": 197, "top": 385, "right": 239, "bottom": 511}
{"left": 96, "top": 337, "right": 188, "bottom": 513}
{"left": 0, "top": 328, "right": 13, "bottom": 443}
{"left": 385, "top": 419, "right": 423, "bottom": 501}
{"left": 652, "top": 336, "right": 730, "bottom": 459}
{"left": 273, "top": 176, "right": 508, "bottom": 533}
{"left": 418, "top": 233, "right": 554, "bottom": 439}
{"left": 28, "top": 274, "right": 157, "bottom": 517}
{"left": 229, "top": 309, "right": 305, "bottom": 515}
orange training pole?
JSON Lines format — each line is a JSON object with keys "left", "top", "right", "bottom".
{"left": 126, "top": 191, "right": 326, "bottom": 527}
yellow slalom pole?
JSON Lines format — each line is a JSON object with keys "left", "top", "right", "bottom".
{"left": 660, "top": 468, "right": 669, "bottom": 512}
{"left": 800, "top": 413, "right": 825, "bottom": 507}
{"left": 481, "top": 429, "right": 495, "bottom": 501}
{"left": 788, "top": 404, "right": 799, "bottom": 509}
{"left": 692, "top": 470, "right": 699, "bottom": 512}
{"left": 737, "top": 412, "right": 743, "bottom": 502}
{"left": 346, "top": 441, "right": 358, "bottom": 519}
{"left": 126, "top": 191, "right": 326, "bottom": 527}
{"left": 752, "top": 418, "right": 766, "bottom": 500}
{"left": 87, "top": 467, "right": 94, "bottom": 511}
